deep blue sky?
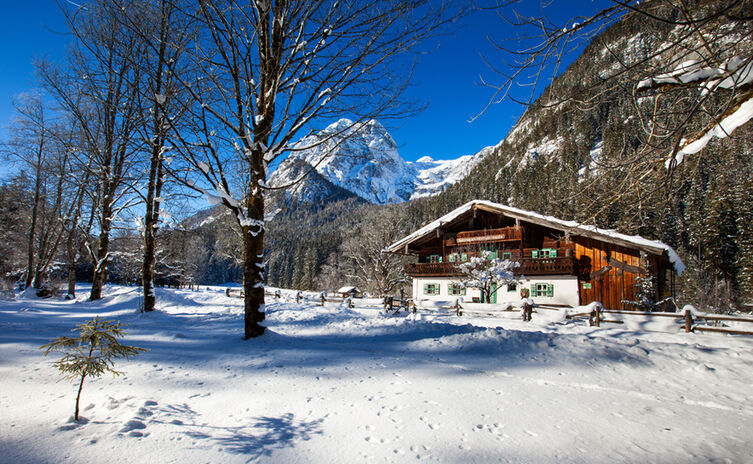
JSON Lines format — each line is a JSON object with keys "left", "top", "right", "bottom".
{"left": 0, "top": 1, "right": 612, "bottom": 166}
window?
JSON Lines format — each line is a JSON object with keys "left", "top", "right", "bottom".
{"left": 502, "top": 252, "right": 512, "bottom": 260}
{"left": 448, "top": 253, "right": 468, "bottom": 263}
{"left": 507, "top": 282, "right": 517, "bottom": 293}
{"left": 531, "top": 283, "right": 554, "bottom": 297}
{"left": 423, "top": 283, "right": 440, "bottom": 295}
{"left": 482, "top": 244, "right": 498, "bottom": 260}
{"left": 532, "top": 248, "right": 558, "bottom": 259}
{"left": 449, "top": 283, "right": 466, "bottom": 296}
{"left": 427, "top": 254, "right": 442, "bottom": 263}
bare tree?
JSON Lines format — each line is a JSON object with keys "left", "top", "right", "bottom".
{"left": 166, "top": 0, "right": 455, "bottom": 338}
{"left": 103, "top": 0, "right": 196, "bottom": 311}
{"left": 4, "top": 94, "right": 51, "bottom": 289}
{"left": 3, "top": 95, "right": 86, "bottom": 291}
{"left": 482, "top": 0, "right": 753, "bottom": 196}
{"left": 40, "top": 0, "right": 147, "bottom": 300}
{"left": 341, "top": 207, "right": 411, "bottom": 297}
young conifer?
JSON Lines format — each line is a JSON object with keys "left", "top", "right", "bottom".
{"left": 41, "top": 317, "right": 146, "bottom": 421}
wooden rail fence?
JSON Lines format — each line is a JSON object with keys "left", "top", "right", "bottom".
{"left": 572, "top": 306, "right": 753, "bottom": 336}
{"left": 227, "top": 287, "right": 753, "bottom": 337}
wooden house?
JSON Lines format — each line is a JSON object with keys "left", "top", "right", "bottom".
{"left": 387, "top": 200, "right": 684, "bottom": 309}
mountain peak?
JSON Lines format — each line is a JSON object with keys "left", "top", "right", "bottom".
{"left": 269, "top": 119, "right": 491, "bottom": 205}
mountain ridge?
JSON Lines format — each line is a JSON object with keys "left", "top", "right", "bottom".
{"left": 267, "top": 118, "right": 492, "bottom": 205}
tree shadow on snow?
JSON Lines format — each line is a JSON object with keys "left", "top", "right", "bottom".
{"left": 184, "top": 412, "right": 323, "bottom": 459}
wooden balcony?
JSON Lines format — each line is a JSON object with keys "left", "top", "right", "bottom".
{"left": 405, "top": 262, "right": 463, "bottom": 277}
{"left": 406, "top": 256, "right": 576, "bottom": 277}
{"left": 454, "top": 227, "right": 522, "bottom": 245}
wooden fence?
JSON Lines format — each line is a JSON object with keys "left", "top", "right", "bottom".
{"left": 568, "top": 307, "right": 753, "bottom": 336}
{"left": 227, "top": 287, "right": 753, "bottom": 337}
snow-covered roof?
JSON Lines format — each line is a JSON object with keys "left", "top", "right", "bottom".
{"left": 337, "top": 286, "right": 360, "bottom": 293}
{"left": 387, "top": 200, "right": 684, "bottom": 275}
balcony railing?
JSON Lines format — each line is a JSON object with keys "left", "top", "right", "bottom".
{"left": 406, "top": 256, "right": 576, "bottom": 277}
{"left": 405, "top": 262, "right": 463, "bottom": 277}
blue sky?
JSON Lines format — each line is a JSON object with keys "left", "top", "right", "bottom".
{"left": 0, "top": 1, "right": 611, "bottom": 167}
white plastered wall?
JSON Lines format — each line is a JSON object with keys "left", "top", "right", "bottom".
{"left": 412, "top": 275, "right": 580, "bottom": 307}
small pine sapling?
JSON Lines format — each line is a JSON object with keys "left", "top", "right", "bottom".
{"left": 40, "top": 317, "right": 147, "bottom": 421}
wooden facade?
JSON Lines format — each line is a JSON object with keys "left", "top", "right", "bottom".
{"left": 388, "top": 201, "right": 681, "bottom": 310}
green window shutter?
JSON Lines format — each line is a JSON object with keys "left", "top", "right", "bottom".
{"left": 448, "top": 254, "right": 455, "bottom": 263}
{"left": 461, "top": 253, "right": 467, "bottom": 262}
{"left": 530, "top": 284, "right": 537, "bottom": 297}
{"left": 438, "top": 256, "right": 443, "bottom": 263}
{"left": 532, "top": 249, "right": 539, "bottom": 259}
{"left": 547, "top": 284, "right": 554, "bottom": 297}
{"left": 550, "top": 249, "right": 558, "bottom": 258}
{"left": 423, "top": 283, "right": 429, "bottom": 295}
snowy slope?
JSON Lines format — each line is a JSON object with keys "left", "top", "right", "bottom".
{"left": 2, "top": 285, "right": 753, "bottom": 463}
{"left": 268, "top": 119, "right": 492, "bottom": 204}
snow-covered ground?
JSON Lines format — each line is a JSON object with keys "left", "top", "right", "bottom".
{"left": 2, "top": 285, "right": 752, "bottom": 463}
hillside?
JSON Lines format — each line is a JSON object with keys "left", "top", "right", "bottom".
{"left": 403, "top": 0, "right": 753, "bottom": 310}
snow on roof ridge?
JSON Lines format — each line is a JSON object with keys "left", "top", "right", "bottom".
{"left": 388, "top": 200, "right": 684, "bottom": 275}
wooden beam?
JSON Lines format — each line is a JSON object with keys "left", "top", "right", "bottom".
{"left": 608, "top": 257, "right": 648, "bottom": 275}
{"left": 589, "top": 265, "right": 612, "bottom": 280}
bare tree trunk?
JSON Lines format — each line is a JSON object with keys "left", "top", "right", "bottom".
{"left": 67, "top": 259, "right": 77, "bottom": 298}
{"left": 139, "top": 0, "right": 173, "bottom": 313}
{"left": 242, "top": 186, "right": 266, "bottom": 339}
{"left": 141, "top": 153, "right": 160, "bottom": 311}
{"left": 26, "top": 143, "right": 45, "bottom": 289}
{"left": 90, "top": 203, "right": 112, "bottom": 301}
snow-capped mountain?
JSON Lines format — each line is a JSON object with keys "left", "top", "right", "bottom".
{"left": 267, "top": 119, "right": 490, "bottom": 204}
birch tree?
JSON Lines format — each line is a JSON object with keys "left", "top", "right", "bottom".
{"left": 170, "top": 0, "right": 454, "bottom": 338}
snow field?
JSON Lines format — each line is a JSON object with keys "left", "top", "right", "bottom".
{"left": 1, "top": 285, "right": 752, "bottom": 463}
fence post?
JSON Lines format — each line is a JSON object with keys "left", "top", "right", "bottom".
{"left": 684, "top": 309, "right": 694, "bottom": 333}
{"left": 590, "top": 306, "right": 601, "bottom": 327}
{"left": 226, "top": 288, "right": 230, "bottom": 297}
{"left": 522, "top": 302, "right": 533, "bottom": 321}
{"left": 595, "top": 306, "right": 600, "bottom": 327}
{"left": 455, "top": 299, "right": 462, "bottom": 316}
